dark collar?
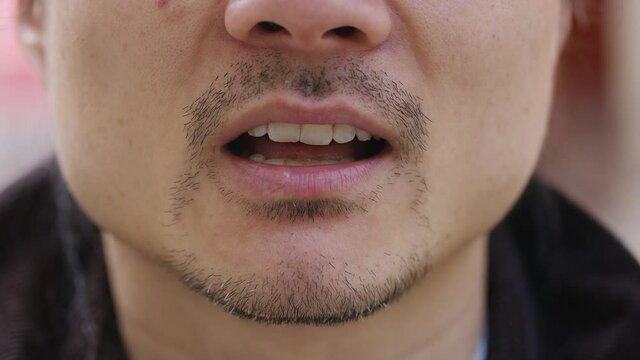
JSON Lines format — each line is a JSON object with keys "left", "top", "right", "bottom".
{"left": 488, "top": 180, "right": 640, "bottom": 360}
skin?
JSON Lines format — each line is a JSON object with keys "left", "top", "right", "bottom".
{"left": 20, "top": 0, "right": 577, "bottom": 359}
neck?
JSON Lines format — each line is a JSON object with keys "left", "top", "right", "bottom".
{"left": 103, "top": 234, "right": 487, "bottom": 360}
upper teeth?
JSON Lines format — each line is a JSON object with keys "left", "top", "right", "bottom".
{"left": 247, "top": 123, "right": 374, "bottom": 145}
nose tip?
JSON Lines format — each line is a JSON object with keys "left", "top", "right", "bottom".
{"left": 225, "top": 0, "right": 392, "bottom": 53}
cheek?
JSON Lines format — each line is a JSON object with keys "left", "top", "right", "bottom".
{"left": 46, "top": 1, "right": 217, "bottom": 241}
{"left": 413, "top": 0, "right": 563, "bottom": 242}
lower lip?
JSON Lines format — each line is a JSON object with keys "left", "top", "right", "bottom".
{"left": 219, "top": 149, "right": 390, "bottom": 198}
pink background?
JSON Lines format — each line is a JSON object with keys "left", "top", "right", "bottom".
{"left": 0, "top": 1, "right": 52, "bottom": 190}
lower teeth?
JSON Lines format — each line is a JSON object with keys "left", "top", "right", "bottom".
{"left": 249, "top": 154, "right": 355, "bottom": 166}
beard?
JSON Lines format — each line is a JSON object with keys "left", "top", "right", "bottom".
{"left": 159, "top": 240, "right": 431, "bottom": 325}
{"left": 161, "top": 52, "right": 433, "bottom": 325}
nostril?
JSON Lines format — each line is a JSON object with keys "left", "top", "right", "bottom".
{"left": 257, "top": 21, "right": 287, "bottom": 33}
{"left": 225, "top": 0, "right": 391, "bottom": 51}
{"left": 328, "top": 26, "right": 359, "bottom": 38}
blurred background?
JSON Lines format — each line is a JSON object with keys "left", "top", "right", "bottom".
{"left": 0, "top": 1, "right": 51, "bottom": 191}
{"left": 0, "top": 1, "right": 638, "bottom": 255}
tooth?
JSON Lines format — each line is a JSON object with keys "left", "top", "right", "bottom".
{"left": 356, "top": 128, "right": 372, "bottom": 141}
{"left": 283, "top": 159, "right": 341, "bottom": 166}
{"left": 283, "top": 159, "right": 311, "bottom": 166}
{"left": 268, "top": 123, "right": 301, "bottom": 143}
{"left": 300, "top": 124, "right": 333, "bottom": 145}
{"left": 248, "top": 125, "right": 267, "bottom": 137}
{"left": 264, "top": 158, "right": 286, "bottom": 165}
{"left": 260, "top": 157, "right": 358, "bottom": 167}
{"left": 332, "top": 125, "right": 356, "bottom": 144}
{"left": 249, "top": 153, "right": 266, "bottom": 162}
{"left": 317, "top": 158, "right": 355, "bottom": 165}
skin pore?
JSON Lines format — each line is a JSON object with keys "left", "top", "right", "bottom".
{"left": 20, "top": 0, "right": 575, "bottom": 359}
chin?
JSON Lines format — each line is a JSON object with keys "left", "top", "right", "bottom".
{"left": 158, "top": 201, "right": 434, "bottom": 325}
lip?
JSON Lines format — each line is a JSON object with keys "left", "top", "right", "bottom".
{"left": 214, "top": 96, "right": 395, "bottom": 197}
{"left": 217, "top": 96, "right": 395, "bottom": 148}
{"left": 220, "top": 146, "right": 391, "bottom": 197}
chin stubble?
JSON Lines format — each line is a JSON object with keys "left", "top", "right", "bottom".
{"left": 160, "top": 246, "right": 430, "bottom": 325}
{"left": 160, "top": 52, "right": 433, "bottom": 324}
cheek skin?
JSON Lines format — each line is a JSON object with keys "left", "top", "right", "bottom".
{"left": 48, "top": 0, "right": 233, "bottom": 243}
{"left": 417, "top": 0, "right": 563, "bottom": 251}
{"left": 46, "top": 0, "right": 566, "bottom": 279}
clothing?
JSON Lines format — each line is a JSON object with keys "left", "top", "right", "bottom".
{"left": 1, "top": 161, "right": 639, "bottom": 360}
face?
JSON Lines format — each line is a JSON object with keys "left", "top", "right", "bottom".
{"left": 32, "top": 0, "right": 571, "bottom": 324}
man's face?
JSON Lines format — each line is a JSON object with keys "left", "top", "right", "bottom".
{"left": 43, "top": 0, "right": 570, "bottom": 323}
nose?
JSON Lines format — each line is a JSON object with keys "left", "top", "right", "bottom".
{"left": 225, "top": 0, "right": 392, "bottom": 53}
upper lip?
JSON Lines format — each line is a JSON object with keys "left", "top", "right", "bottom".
{"left": 217, "top": 96, "right": 394, "bottom": 148}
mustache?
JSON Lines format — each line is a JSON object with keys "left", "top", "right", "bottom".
{"left": 182, "top": 53, "right": 430, "bottom": 163}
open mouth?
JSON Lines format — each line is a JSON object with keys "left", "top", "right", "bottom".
{"left": 215, "top": 101, "right": 394, "bottom": 197}
{"left": 225, "top": 123, "right": 388, "bottom": 166}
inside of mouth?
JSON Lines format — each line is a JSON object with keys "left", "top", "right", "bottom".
{"left": 226, "top": 133, "right": 387, "bottom": 166}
